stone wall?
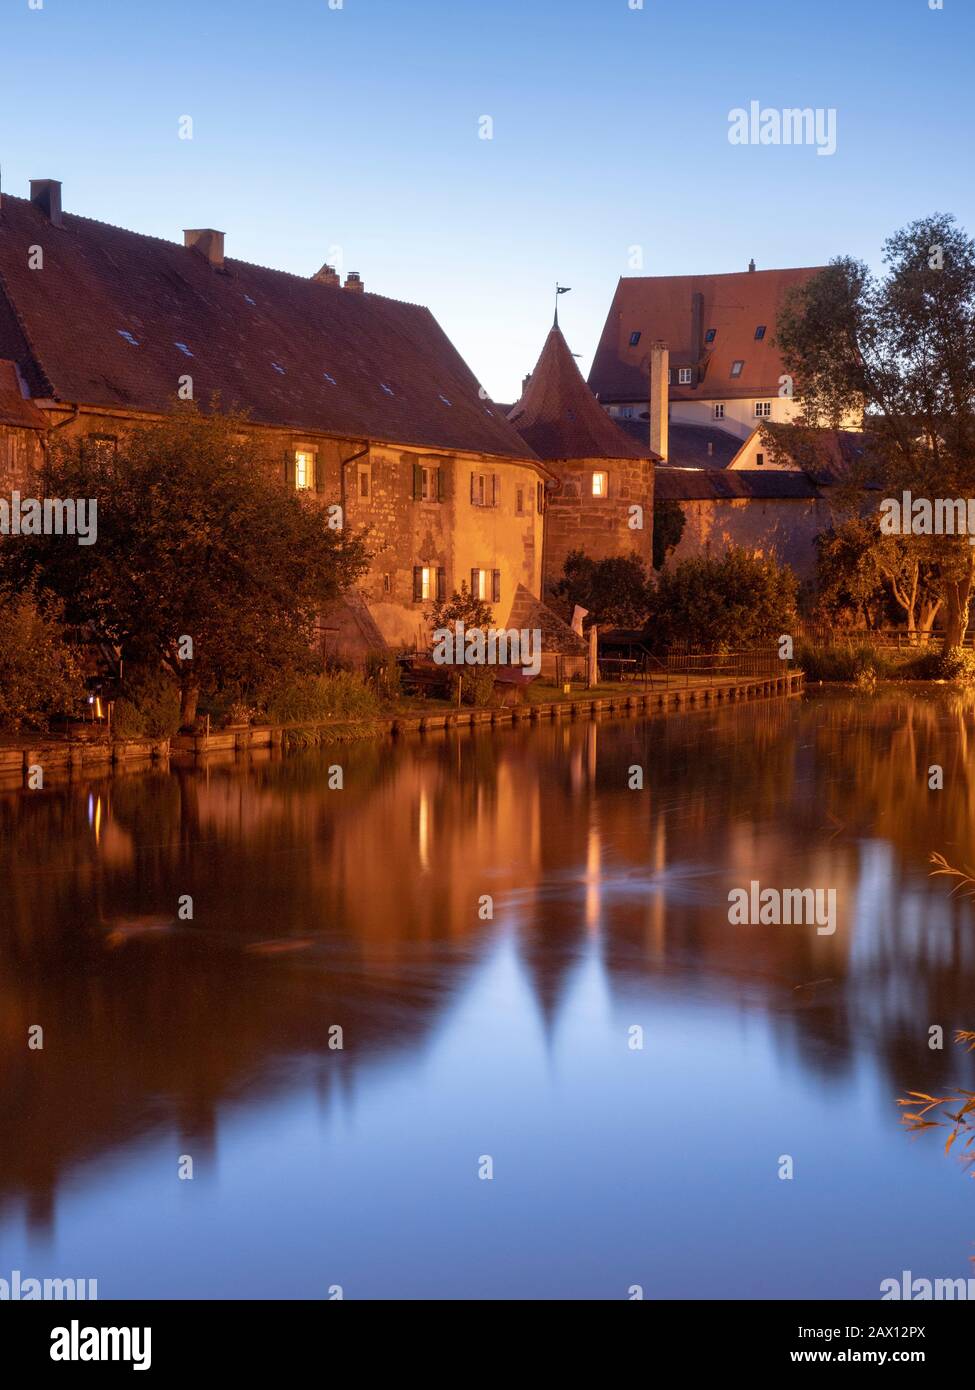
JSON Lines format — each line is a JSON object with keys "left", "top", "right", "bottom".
{"left": 542, "top": 454, "right": 654, "bottom": 594}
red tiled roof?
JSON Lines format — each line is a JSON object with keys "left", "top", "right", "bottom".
{"left": 0, "top": 358, "right": 47, "bottom": 429}
{"left": 0, "top": 193, "right": 535, "bottom": 460}
{"left": 588, "top": 266, "right": 827, "bottom": 404}
{"left": 507, "top": 325, "right": 655, "bottom": 461}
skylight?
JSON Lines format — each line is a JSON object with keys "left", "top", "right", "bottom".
{"left": 323, "top": 372, "right": 337, "bottom": 386}
{"left": 705, "top": 328, "right": 717, "bottom": 343}
{"left": 629, "top": 331, "right": 641, "bottom": 347}
{"left": 272, "top": 363, "right": 285, "bottom": 375}
{"left": 174, "top": 342, "right": 193, "bottom": 357}
{"left": 117, "top": 330, "right": 139, "bottom": 347}
{"left": 754, "top": 325, "right": 767, "bottom": 340}
{"left": 730, "top": 360, "right": 744, "bottom": 377}
{"left": 380, "top": 383, "right": 394, "bottom": 396}
{"left": 439, "top": 394, "right": 452, "bottom": 406}
{"left": 243, "top": 294, "right": 257, "bottom": 306}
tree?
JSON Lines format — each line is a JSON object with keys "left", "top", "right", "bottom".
{"left": 553, "top": 550, "right": 653, "bottom": 628}
{"left": 814, "top": 516, "right": 942, "bottom": 635}
{"left": 428, "top": 582, "right": 494, "bottom": 632}
{"left": 648, "top": 547, "right": 797, "bottom": 652}
{"left": 653, "top": 497, "right": 686, "bottom": 570}
{"left": 1, "top": 411, "right": 369, "bottom": 726}
{"left": 771, "top": 214, "right": 975, "bottom": 646}
{"left": 0, "top": 588, "right": 84, "bottom": 730}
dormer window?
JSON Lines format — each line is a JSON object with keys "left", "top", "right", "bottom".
{"left": 705, "top": 328, "right": 717, "bottom": 344}
{"left": 730, "top": 360, "right": 744, "bottom": 378}
{"left": 629, "top": 331, "right": 642, "bottom": 347}
{"left": 678, "top": 367, "right": 692, "bottom": 384}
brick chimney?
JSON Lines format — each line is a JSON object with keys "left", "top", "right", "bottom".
{"left": 748, "top": 258, "right": 756, "bottom": 272}
{"left": 30, "top": 179, "right": 63, "bottom": 226}
{"left": 313, "top": 264, "right": 341, "bottom": 287}
{"left": 344, "top": 271, "right": 364, "bottom": 293}
{"left": 649, "top": 341, "right": 669, "bottom": 462}
{"left": 184, "top": 228, "right": 225, "bottom": 268}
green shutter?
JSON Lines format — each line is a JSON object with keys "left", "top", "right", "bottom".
{"left": 413, "top": 566, "right": 423, "bottom": 601}
{"left": 436, "top": 467, "right": 445, "bottom": 502}
{"left": 314, "top": 452, "right": 324, "bottom": 494}
{"left": 436, "top": 567, "right": 446, "bottom": 602}
{"left": 284, "top": 450, "right": 295, "bottom": 488}
{"left": 470, "top": 471, "right": 477, "bottom": 504}
{"left": 492, "top": 569, "right": 501, "bottom": 604}
{"left": 492, "top": 474, "right": 500, "bottom": 506}
{"left": 470, "top": 568, "right": 479, "bottom": 598}
{"left": 413, "top": 463, "right": 423, "bottom": 500}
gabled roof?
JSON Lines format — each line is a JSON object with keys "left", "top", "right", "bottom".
{"left": 507, "top": 325, "right": 655, "bottom": 461}
{"left": 616, "top": 417, "right": 741, "bottom": 469}
{"left": 654, "top": 466, "right": 820, "bottom": 501}
{"left": 0, "top": 192, "right": 536, "bottom": 460}
{"left": 588, "top": 266, "right": 827, "bottom": 404}
{"left": 507, "top": 583, "right": 587, "bottom": 655}
{"left": 0, "top": 359, "right": 47, "bottom": 429}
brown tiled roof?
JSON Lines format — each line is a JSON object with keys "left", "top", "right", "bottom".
{"left": 507, "top": 325, "right": 656, "bottom": 461}
{"left": 763, "top": 424, "right": 872, "bottom": 485}
{"left": 654, "top": 466, "right": 821, "bottom": 501}
{"left": 588, "top": 266, "right": 827, "bottom": 404}
{"left": 507, "top": 582, "right": 588, "bottom": 655}
{"left": 0, "top": 358, "right": 47, "bottom": 429}
{"left": 0, "top": 192, "right": 536, "bottom": 460}
{"left": 616, "top": 417, "right": 740, "bottom": 469}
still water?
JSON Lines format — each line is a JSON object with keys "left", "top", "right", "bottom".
{"left": 2, "top": 690, "right": 974, "bottom": 1300}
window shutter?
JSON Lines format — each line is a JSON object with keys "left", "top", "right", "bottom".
{"left": 436, "top": 567, "right": 446, "bottom": 602}
{"left": 284, "top": 450, "right": 296, "bottom": 488}
{"left": 314, "top": 454, "right": 324, "bottom": 494}
{"left": 470, "top": 471, "right": 477, "bottom": 504}
{"left": 413, "top": 463, "right": 423, "bottom": 500}
{"left": 536, "top": 481, "right": 544, "bottom": 514}
{"left": 413, "top": 566, "right": 423, "bottom": 602}
{"left": 492, "top": 474, "right": 500, "bottom": 505}
{"left": 436, "top": 467, "right": 445, "bottom": 502}
{"left": 491, "top": 569, "right": 501, "bottom": 604}
{"left": 470, "top": 567, "right": 479, "bottom": 598}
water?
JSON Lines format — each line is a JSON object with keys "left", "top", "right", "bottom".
{"left": 2, "top": 689, "right": 974, "bottom": 1299}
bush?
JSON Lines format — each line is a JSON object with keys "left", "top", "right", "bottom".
{"left": 447, "top": 668, "right": 496, "bottom": 706}
{"left": 364, "top": 652, "right": 403, "bottom": 701}
{"left": 112, "top": 666, "right": 182, "bottom": 738}
{"left": 0, "top": 591, "right": 84, "bottom": 730}
{"left": 649, "top": 548, "right": 797, "bottom": 652}
{"left": 265, "top": 670, "right": 380, "bottom": 724}
{"left": 933, "top": 646, "right": 975, "bottom": 683}
{"left": 793, "top": 640, "right": 893, "bottom": 682}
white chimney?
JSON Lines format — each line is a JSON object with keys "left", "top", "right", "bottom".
{"left": 649, "top": 340, "right": 669, "bottom": 462}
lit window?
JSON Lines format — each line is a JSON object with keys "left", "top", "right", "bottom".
{"left": 420, "top": 566, "right": 434, "bottom": 599}
{"left": 705, "top": 328, "right": 717, "bottom": 344}
{"left": 592, "top": 470, "right": 609, "bottom": 497}
{"left": 174, "top": 342, "right": 193, "bottom": 357}
{"left": 754, "top": 325, "right": 767, "bottom": 340}
{"left": 470, "top": 568, "right": 500, "bottom": 603}
{"left": 678, "top": 367, "right": 692, "bottom": 384}
{"left": 420, "top": 465, "right": 440, "bottom": 501}
{"left": 117, "top": 330, "right": 139, "bottom": 346}
{"left": 730, "top": 360, "right": 744, "bottom": 377}
{"left": 755, "top": 401, "right": 772, "bottom": 418}
{"left": 629, "top": 331, "right": 642, "bottom": 347}
{"left": 294, "top": 450, "right": 315, "bottom": 490}
{"left": 713, "top": 403, "right": 725, "bottom": 420}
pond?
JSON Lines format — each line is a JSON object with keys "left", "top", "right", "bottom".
{"left": 1, "top": 689, "right": 973, "bottom": 1299}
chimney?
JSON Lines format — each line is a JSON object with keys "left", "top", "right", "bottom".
{"left": 344, "top": 271, "right": 364, "bottom": 293}
{"left": 313, "top": 264, "right": 341, "bottom": 287}
{"left": 522, "top": 372, "right": 532, "bottom": 396}
{"left": 184, "top": 228, "right": 225, "bottom": 269}
{"left": 748, "top": 258, "right": 756, "bottom": 272}
{"left": 649, "top": 340, "right": 669, "bottom": 463}
{"left": 690, "top": 290, "right": 704, "bottom": 380}
{"left": 30, "top": 179, "right": 62, "bottom": 226}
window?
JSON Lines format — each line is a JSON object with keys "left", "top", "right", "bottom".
{"left": 754, "top": 401, "right": 772, "bottom": 418}
{"left": 678, "top": 367, "right": 693, "bottom": 384}
{"left": 620, "top": 406, "right": 633, "bottom": 419}
{"left": 754, "top": 325, "right": 767, "bottom": 340}
{"left": 536, "top": 481, "right": 545, "bottom": 515}
{"left": 755, "top": 452, "right": 765, "bottom": 467}
{"left": 413, "top": 564, "right": 446, "bottom": 602}
{"left": 358, "top": 467, "right": 371, "bottom": 499}
{"left": 592, "top": 470, "right": 609, "bottom": 498}
{"left": 117, "top": 330, "right": 139, "bottom": 347}
{"left": 730, "top": 360, "right": 744, "bottom": 378}
{"left": 383, "top": 574, "right": 391, "bottom": 593}
{"left": 470, "top": 471, "right": 500, "bottom": 507}
{"left": 414, "top": 463, "right": 443, "bottom": 502}
{"left": 516, "top": 486, "right": 526, "bottom": 515}
{"left": 470, "top": 568, "right": 501, "bottom": 603}
{"left": 712, "top": 404, "right": 725, "bottom": 420}
{"left": 705, "top": 328, "right": 717, "bottom": 344}
{"left": 294, "top": 449, "right": 316, "bottom": 490}
{"left": 629, "top": 331, "right": 642, "bottom": 347}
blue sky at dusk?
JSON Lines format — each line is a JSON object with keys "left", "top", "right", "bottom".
{"left": 1, "top": 0, "right": 970, "bottom": 402}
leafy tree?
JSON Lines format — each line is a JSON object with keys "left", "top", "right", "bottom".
{"left": 648, "top": 547, "right": 797, "bottom": 651}
{"left": 553, "top": 550, "right": 652, "bottom": 628}
{"left": 0, "top": 588, "right": 84, "bottom": 730}
{"left": 1, "top": 411, "right": 369, "bottom": 726}
{"left": 814, "top": 516, "right": 942, "bottom": 635}
{"left": 771, "top": 214, "right": 975, "bottom": 646}
{"left": 653, "top": 497, "right": 686, "bottom": 570}
{"left": 428, "top": 581, "right": 493, "bottom": 631}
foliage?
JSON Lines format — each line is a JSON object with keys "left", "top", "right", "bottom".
{"left": 264, "top": 670, "right": 380, "bottom": 724}
{"left": 364, "top": 651, "right": 403, "bottom": 701}
{"left": 427, "top": 582, "right": 494, "bottom": 632}
{"left": 648, "top": 547, "right": 797, "bottom": 652}
{"left": 0, "top": 589, "right": 84, "bottom": 730}
{"left": 112, "top": 665, "right": 182, "bottom": 738}
{"left": 652, "top": 498, "right": 686, "bottom": 571}
{"left": 553, "top": 550, "right": 653, "bottom": 628}
{"left": 0, "top": 410, "right": 370, "bottom": 727}
{"left": 813, "top": 517, "right": 941, "bottom": 634}
{"left": 933, "top": 646, "right": 975, "bottom": 683}
{"left": 447, "top": 668, "right": 496, "bottom": 706}
{"left": 794, "top": 640, "right": 894, "bottom": 682}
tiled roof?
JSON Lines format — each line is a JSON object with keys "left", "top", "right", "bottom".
{"left": 616, "top": 417, "right": 740, "bottom": 469}
{"left": 507, "top": 325, "right": 655, "bottom": 461}
{"left": 588, "top": 266, "right": 827, "bottom": 404}
{"left": 764, "top": 424, "right": 871, "bottom": 485}
{"left": 654, "top": 466, "right": 821, "bottom": 501}
{"left": 507, "top": 583, "right": 588, "bottom": 655}
{"left": 0, "top": 358, "right": 47, "bottom": 429}
{"left": 0, "top": 192, "right": 536, "bottom": 460}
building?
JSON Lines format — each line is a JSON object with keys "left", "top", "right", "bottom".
{"left": 506, "top": 321, "right": 657, "bottom": 595}
{"left": 0, "top": 179, "right": 567, "bottom": 659}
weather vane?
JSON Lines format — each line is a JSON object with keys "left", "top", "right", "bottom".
{"left": 554, "top": 282, "right": 572, "bottom": 327}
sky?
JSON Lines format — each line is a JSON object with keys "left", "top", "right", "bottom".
{"left": 1, "top": 0, "right": 971, "bottom": 403}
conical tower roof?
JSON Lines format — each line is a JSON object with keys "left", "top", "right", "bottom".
{"left": 507, "top": 325, "right": 653, "bottom": 462}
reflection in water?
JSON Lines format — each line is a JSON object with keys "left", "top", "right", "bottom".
{"left": 1, "top": 689, "right": 974, "bottom": 1298}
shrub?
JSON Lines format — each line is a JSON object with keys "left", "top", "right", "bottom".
{"left": 649, "top": 547, "right": 797, "bottom": 652}
{"left": 448, "top": 668, "right": 496, "bottom": 706}
{"left": 112, "top": 666, "right": 182, "bottom": 738}
{"left": 933, "top": 646, "right": 975, "bottom": 682}
{"left": 364, "top": 652, "right": 403, "bottom": 701}
{"left": 0, "top": 591, "right": 84, "bottom": 730}
{"left": 793, "top": 640, "right": 892, "bottom": 682}
{"left": 265, "top": 670, "right": 380, "bottom": 724}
